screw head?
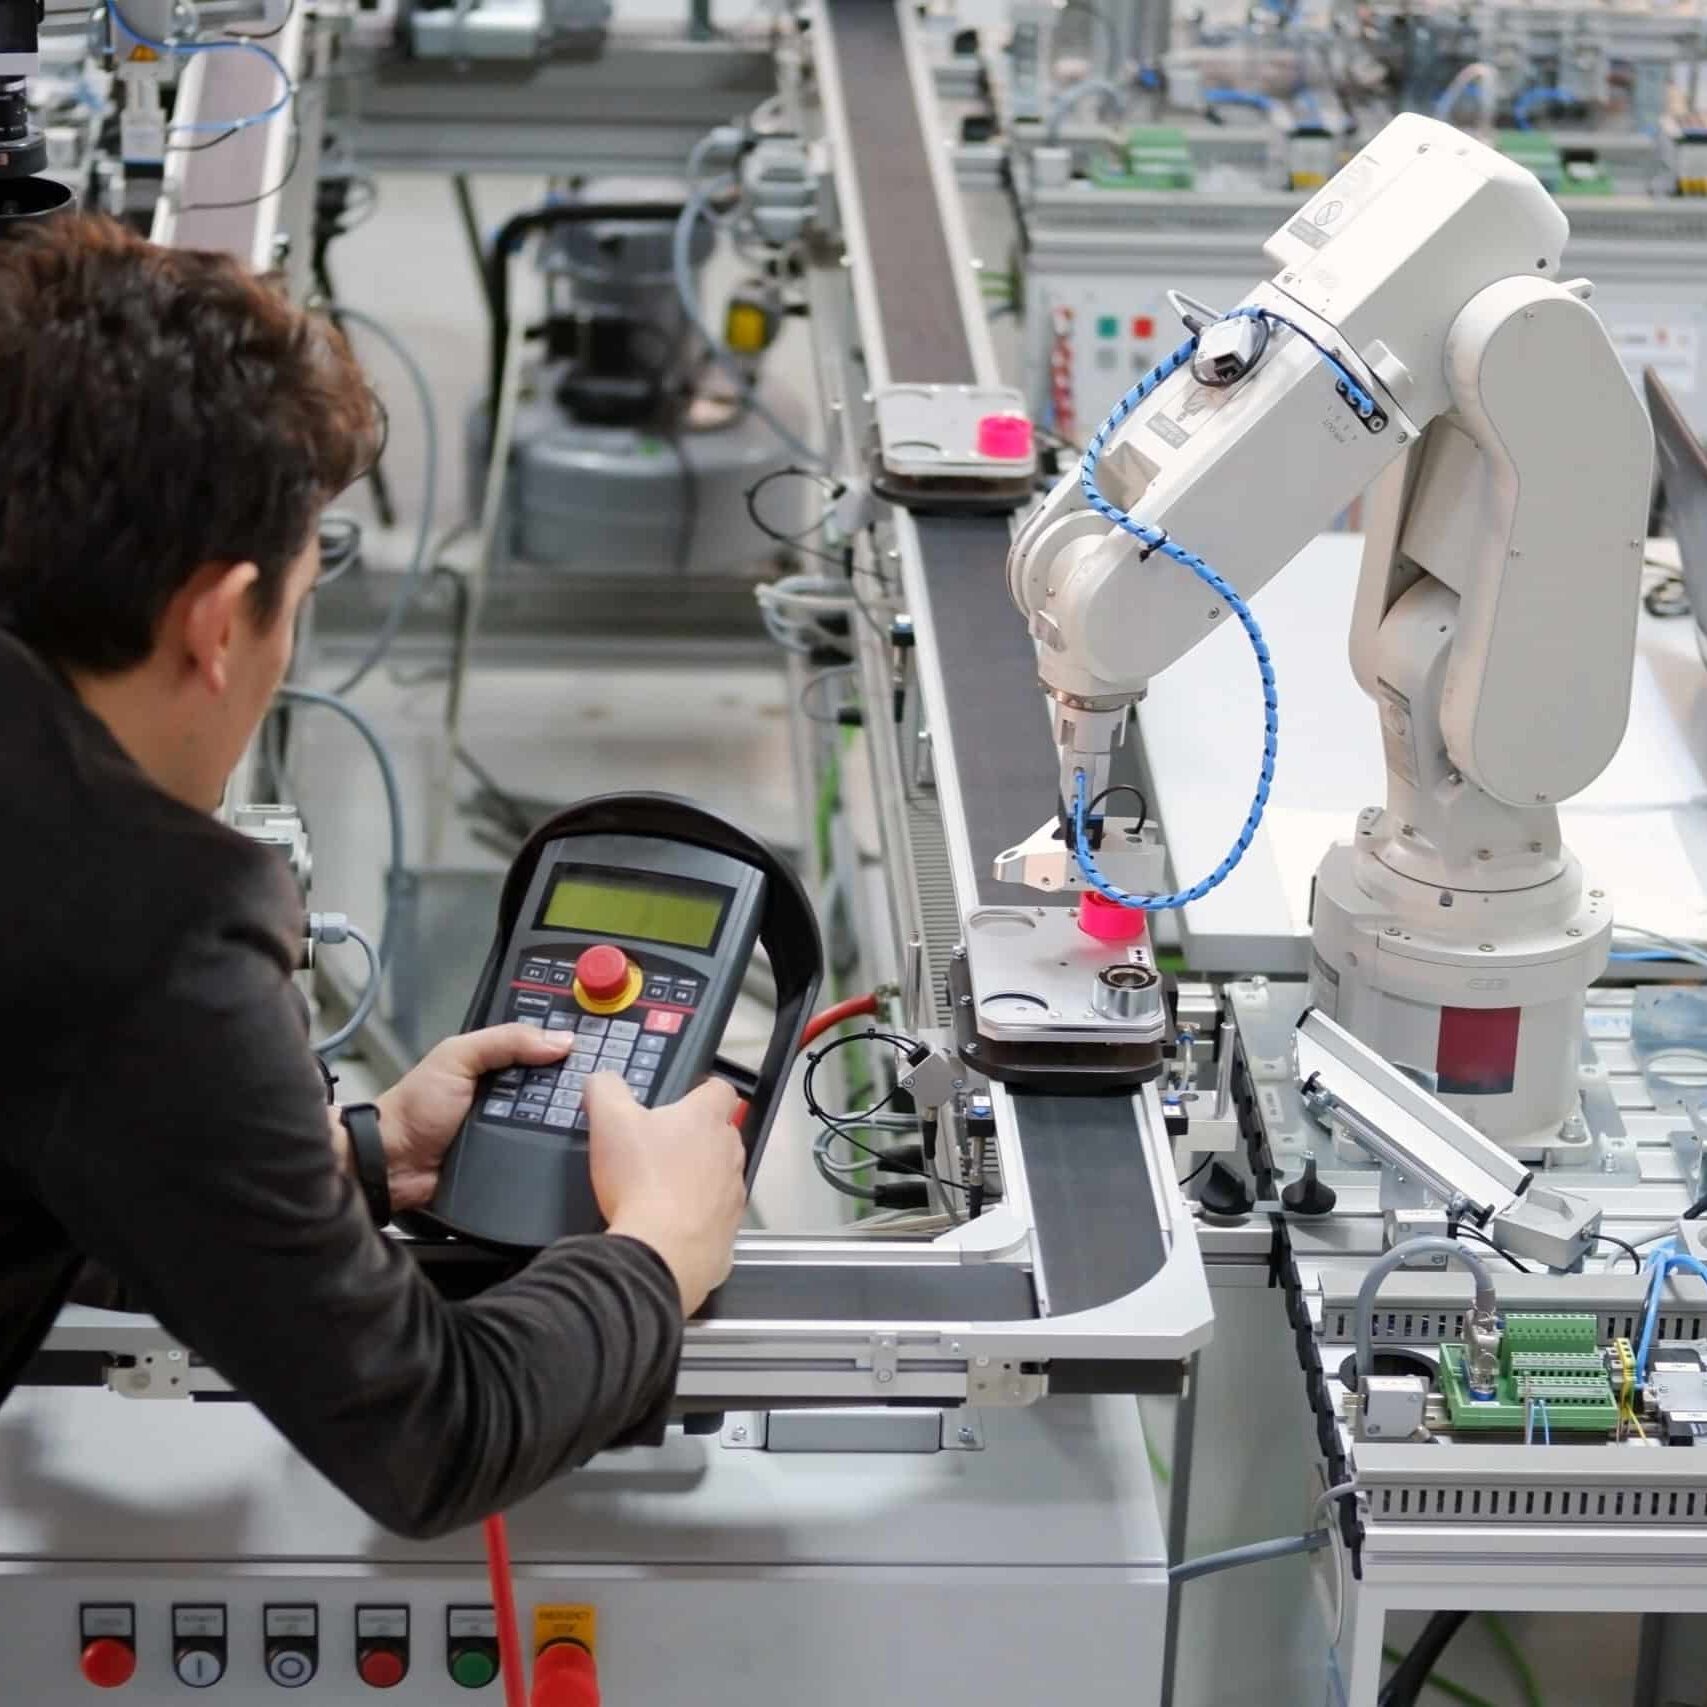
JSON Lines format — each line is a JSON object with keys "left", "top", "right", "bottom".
{"left": 730, "top": 1425, "right": 748, "bottom": 1441}
{"left": 1567, "top": 927, "right": 1582, "bottom": 938}
{"left": 1590, "top": 889, "right": 1604, "bottom": 899}
{"left": 1480, "top": 943, "right": 1496, "bottom": 953}
{"left": 957, "top": 1425, "right": 977, "bottom": 1444}
{"left": 1385, "top": 926, "right": 1402, "bottom": 937}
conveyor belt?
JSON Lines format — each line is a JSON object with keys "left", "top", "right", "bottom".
{"left": 819, "top": 1, "right": 1169, "bottom": 1319}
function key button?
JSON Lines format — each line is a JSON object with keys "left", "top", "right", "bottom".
{"left": 516, "top": 1016, "right": 546, "bottom": 1029}
{"left": 634, "top": 1034, "right": 666, "bottom": 1057}
{"left": 512, "top": 1104, "right": 544, "bottom": 1123}
{"left": 599, "top": 1038, "right": 634, "bottom": 1063}
{"left": 493, "top": 1068, "right": 524, "bottom": 1089}
{"left": 517, "top": 1089, "right": 552, "bottom": 1109}
{"left": 643, "top": 1010, "right": 684, "bottom": 1036}
{"left": 577, "top": 1016, "right": 610, "bottom": 1038}
{"left": 547, "top": 967, "right": 572, "bottom": 987}
{"left": 569, "top": 1051, "right": 599, "bottom": 1074}
{"left": 625, "top": 1068, "right": 657, "bottom": 1091}
{"left": 550, "top": 1090, "right": 584, "bottom": 1114}
{"left": 520, "top": 960, "right": 551, "bottom": 983}
{"left": 560, "top": 1072, "right": 588, "bottom": 1094}
{"left": 671, "top": 985, "right": 699, "bottom": 1007}
{"left": 482, "top": 1098, "right": 516, "bottom": 1119}
{"left": 608, "top": 1020, "right": 642, "bottom": 1041}
{"left": 525, "top": 1067, "right": 558, "bottom": 1085}
{"left": 512, "top": 991, "right": 552, "bottom": 1015}
{"left": 644, "top": 978, "right": 671, "bottom": 1002}
{"left": 543, "top": 1108, "right": 577, "bottom": 1130}
{"left": 545, "top": 1012, "right": 575, "bottom": 1031}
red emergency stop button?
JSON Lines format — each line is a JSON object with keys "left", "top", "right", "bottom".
{"left": 358, "top": 1648, "right": 407, "bottom": 1689}
{"left": 81, "top": 1639, "right": 137, "bottom": 1690}
{"left": 532, "top": 1642, "right": 599, "bottom": 1707}
{"left": 575, "top": 945, "right": 631, "bottom": 1002}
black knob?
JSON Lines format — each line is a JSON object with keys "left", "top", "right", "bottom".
{"left": 1282, "top": 1153, "right": 1338, "bottom": 1218}
{"left": 1197, "top": 1162, "right": 1255, "bottom": 1221}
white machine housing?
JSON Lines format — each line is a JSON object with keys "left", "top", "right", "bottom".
{"left": 1007, "top": 113, "right": 1654, "bottom": 1149}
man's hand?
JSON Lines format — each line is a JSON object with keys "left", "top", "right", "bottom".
{"left": 587, "top": 1074, "right": 747, "bottom": 1315}
{"left": 371, "top": 1025, "right": 577, "bottom": 1213}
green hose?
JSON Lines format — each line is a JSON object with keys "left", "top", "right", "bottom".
{"left": 1380, "top": 1647, "right": 1502, "bottom": 1707}
{"left": 1482, "top": 1615, "right": 1544, "bottom": 1707}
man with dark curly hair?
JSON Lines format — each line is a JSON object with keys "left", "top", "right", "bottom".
{"left": 0, "top": 215, "right": 749, "bottom": 1537}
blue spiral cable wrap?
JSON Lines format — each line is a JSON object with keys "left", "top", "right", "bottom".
{"left": 1069, "top": 306, "right": 1377, "bottom": 910}
{"left": 107, "top": 0, "right": 294, "bottom": 137}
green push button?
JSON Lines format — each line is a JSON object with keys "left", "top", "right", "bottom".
{"left": 1096, "top": 315, "right": 1119, "bottom": 339}
{"left": 450, "top": 1647, "right": 498, "bottom": 1689}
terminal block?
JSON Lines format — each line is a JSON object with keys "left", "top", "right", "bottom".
{"left": 1441, "top": 1313, "right": 1620, "bottom": 1436}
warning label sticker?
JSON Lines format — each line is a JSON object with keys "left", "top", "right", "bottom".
{"left": 1287, "top": 155, "right": 1382, "bottom": 253}
{"left": 1147, "top": 380, "right": 1233, "bottom": 449}
{"left": 1376, "top": 678, "right": 1421, "bottom": 789}
{"left": 1309, "top": 951, "right": 1340, "bottom": 1022}
{"left": 1606, "top": 314, "right": 1700, "bottom": 396}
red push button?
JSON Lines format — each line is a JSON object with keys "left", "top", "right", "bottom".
{"left": 643, "top": 1008, "right": 684, "bottom": 1035}
{"left": 358, "top": 1648, "right": 407, "bottom": 1689}
{"left": 81, "top": 1639, "right": 137, "bottom": 1690}
{"left": 532, "top": 1642, "right": 600, "bottom": 1707}
{"left": 575, "top": 945, "right": 631, "bottom": 1003}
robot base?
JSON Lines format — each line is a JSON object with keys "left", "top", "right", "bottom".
{"left": 1309, "top": 837, "right": 1610, "bottom": 1158}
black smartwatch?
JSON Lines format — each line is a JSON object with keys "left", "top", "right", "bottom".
{"left": 340, "top": 1103, "right": 391, "bottom": 1227}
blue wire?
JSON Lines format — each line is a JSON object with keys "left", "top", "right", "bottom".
{"left": 1513, "top": 85, "right": 1572, "bottom": 130}
{"left": 106, "top": 0, "right": 293, "bottom": 136}
{"left": 1611, "top": 950, "right": 1679, "bottom": 963}
{"left": 1635, "top": 1244, "right": 1707, "bottom": 1379}
{"left": 1539, "top": 1399, "right": 1550, "bottom": 1445}
{"left": 1205, "top": 88, "right": 1273, "bottom": 112}
{"left": 1070, "top": 310, "right": 1380, "bottom": 911}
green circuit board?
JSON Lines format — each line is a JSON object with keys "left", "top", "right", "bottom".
{"left": 1440, "top": 1313, "right": 1620, "bottom": 1435}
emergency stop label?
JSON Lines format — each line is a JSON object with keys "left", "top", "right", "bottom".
{"left": 534, "top": 1603, "right": 597, "bottom": 1656}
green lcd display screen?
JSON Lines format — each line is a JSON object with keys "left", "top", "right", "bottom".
{"left": 539, "top": 868, "right": 727, "bottom": 951}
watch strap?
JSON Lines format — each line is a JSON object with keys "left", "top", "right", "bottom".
{"left": 340, "top": 1102, "right": 391, "bottom": 1227}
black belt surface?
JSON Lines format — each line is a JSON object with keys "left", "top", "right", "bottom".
{"left": 820, "top": 0, "right": 1170, "bottom": 1320}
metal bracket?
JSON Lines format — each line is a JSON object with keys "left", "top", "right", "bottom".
{"left": 1296, "top": 1008, "right": 1601, "bottom": 1269}
{"left": 968, "top": 1357, "right": 1045, "bottom": 1407}
{"left": 992, "top": 813, "right": 1163, "bottom": 897}
{"left": 106, "top": 1349, "right": 198, "bottom": 1401}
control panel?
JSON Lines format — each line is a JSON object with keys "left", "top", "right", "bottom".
{"left": 432, "top": 826, "right": 770, "bottom": 1247}
{"left": 61, "top": 1593, "right": 495, "bottom": 1696}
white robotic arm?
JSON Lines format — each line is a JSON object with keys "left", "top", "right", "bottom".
{"left": 1006, "top": 113, "right": 1653, "bottom": 1148}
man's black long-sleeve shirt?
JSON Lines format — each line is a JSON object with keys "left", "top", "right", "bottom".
{"left": 0, "top": 630, "right": 683, "bottom": 1538}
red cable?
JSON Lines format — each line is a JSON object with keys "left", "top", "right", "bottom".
{"left": 483, "top": 1514, "right": 529, "bottom": 1707}
{"left": 799, "top": 993, "right": 879, "bottom": 1050}
{"left": 478, "top": 993, "right": 878, "bottom": 1707}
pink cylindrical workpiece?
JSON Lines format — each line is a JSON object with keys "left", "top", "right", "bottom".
{"left": 1078, "top": 890, "right": 1147, "bottom": 944}
{"left": 976, "top": 413, "right": 1034, "bottom": 461}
